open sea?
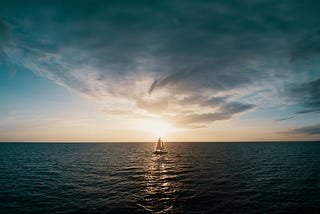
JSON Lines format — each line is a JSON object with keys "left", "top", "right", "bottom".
{"left": 0, "top": 142, "right": 319, "bottom": 213}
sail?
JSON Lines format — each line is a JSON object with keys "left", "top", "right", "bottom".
{"left": 161, "top": 140, "right": 165, "bottom": 150}
{"left": 153, "top": 138, "right": 167, "bottom": 154}
{"left": 155, "top": 138, "right": 162, "bottom": 150}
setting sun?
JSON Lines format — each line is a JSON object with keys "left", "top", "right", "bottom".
{"left": 137, "top": 119, "right": 174, "bottom": 138}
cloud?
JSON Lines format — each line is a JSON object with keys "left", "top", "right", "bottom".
{"left": 0, "top": 17, "right": 15, "bottom": 76}
{"left": 273, "top": 116, "right": 295, "bottom": 122}
{"left": 287, "top": 78, "right": 320, "bottom": 114}
{"left": 291, "top": 30, "right": 320, "bottom": 62}
{"left": 1, "top": 0, "right": 320, "bottom": 128}
{"left": 288, "top": 124, "right": 320, "bottom": 135}
{"left": 295, "top": 109, "right": 320, "bottom": 114}
{"left": 0, "top": 17, "right": 7, "bottom": 49}
{"left": 222, "top": 102, "right": 254, "bottom": 114}
{"left": 168, "top": 101, "right": 254, "bottom": 127}
{"left": 148, "top": 58, "right": 265, "bottom": 94}
{"left": 182, "top": 96, "right": 228, "bottom": 107}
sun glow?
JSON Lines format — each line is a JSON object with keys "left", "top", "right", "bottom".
{"left": 138, "top": 119, "right": 173, "bottom": 138}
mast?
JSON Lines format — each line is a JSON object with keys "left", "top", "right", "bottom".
{"left": 153, "top": 138, "right": 167, "bottom": 154}
{"left": 155, "top": 138, "right": 162, "bottom": 150}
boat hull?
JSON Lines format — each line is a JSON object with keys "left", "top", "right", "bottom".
{"left": 153, "top": 150, "right": 167, "bottom": 155}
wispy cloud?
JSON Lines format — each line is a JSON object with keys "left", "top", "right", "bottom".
{"left": 273, "top": 116, "right": 295, "bottom": 122}
{"left": 291, "top": 30, "right": 320, "bottom": 62}
{"left": 286, "top": 78, "right": 320, "bottom": 114}
{"left": 0, "top": 17, "right": 15, "bottom": 76}
{"left": 168, "top": 101, "right": 254, "bottom": 127}
{"left": 288, "top": 124, "right": 320, "bottom": 135}
{"left": 1, "top": 0, "right": 320, "bottom": 129}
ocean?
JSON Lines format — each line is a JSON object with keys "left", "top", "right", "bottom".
{"left": 0, "top": 142, "right": 319, "bottom": 213}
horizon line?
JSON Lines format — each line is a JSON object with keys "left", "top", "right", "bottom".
{"left": 0, "top": 140, "right": 319, "bottom": 143}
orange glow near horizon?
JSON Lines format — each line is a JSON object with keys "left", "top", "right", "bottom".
{"left": 135, "top": 119, "right": 175, "bottom": 139}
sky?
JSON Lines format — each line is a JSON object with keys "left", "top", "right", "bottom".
{"left": 0, "top": 0, "right": 319, "bottom": 142}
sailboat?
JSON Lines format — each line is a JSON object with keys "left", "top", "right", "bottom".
{"left": 153, "top": 138, "right": 167, "bottom": 155}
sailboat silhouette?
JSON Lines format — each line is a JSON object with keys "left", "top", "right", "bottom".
{"left": 153, "top": 138, "right": 167, "bottom": 155}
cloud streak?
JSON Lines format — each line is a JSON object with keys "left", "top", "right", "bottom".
{"left": 0, "top": 17, "right": 15, "bottom": 76}
{"left": 291, "top": 30, "right": 320, "bottom": 62}
{"left": 287, "top": 78, "right": 320, "bottom": 114}
{"left": 273, "top": 116, "right": 295, "bottom": 122}
{"left": 288, "top": 124, "right": 320, "bottom": 135}
{"left": 169, "top": 101, "right": 254, "bottom": 127}
{"left": 1, "top": 0, "right": 320, "bottom": 128}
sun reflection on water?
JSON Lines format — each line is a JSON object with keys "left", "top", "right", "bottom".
{"left": 138, "top": 154, "right": 182, "bottom": 213}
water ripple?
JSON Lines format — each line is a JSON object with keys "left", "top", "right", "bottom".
{"left": 0, "top": 142, "right": 320, "bottom": 213}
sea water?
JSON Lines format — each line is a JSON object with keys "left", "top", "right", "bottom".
{"left": 0, "top": 142, "right": 319, "bottom": 213}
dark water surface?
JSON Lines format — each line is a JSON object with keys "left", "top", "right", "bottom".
{"left": 0, "top": 142, "right": 319, "bottom": 213}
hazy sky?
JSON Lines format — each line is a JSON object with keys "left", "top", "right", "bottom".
{"left": 0, "top": 0, "right": 319, "bottom": 142}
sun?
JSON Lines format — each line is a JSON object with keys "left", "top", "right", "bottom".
{"left": 138, "top": 119, "right": 173, "bottom": 138}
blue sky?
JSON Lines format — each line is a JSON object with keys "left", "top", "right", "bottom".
{"left": 0, "top": 0, "right": 319, "bottom": 141}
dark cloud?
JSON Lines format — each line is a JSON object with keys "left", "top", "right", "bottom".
{"left": 288, "top": 124, "right": 320, "bottom": 135}
{"left": 0, "top": 17, "right": 15, "bottom": 76}
{"left": 1, "top": 0, "right": 305, "bottom": 88}
{"left": 288, "top": 78, "right": 320, "bottom": 114}
{"left": 148, "top": 58, "right": 265, "bottom": 94}
{"left": 291, "top": 30, "right": 320, "bottom": 61}
{"left": 0, "top": 17, "right": 8, "bottom": 48}
{"left": 295, "top": 109, "right": 320, "bottom": 114}
{"left": 170, "top": 101, "right": 254, "bottom": 127}
{"left": 222, "top": 102, "right": 254, "bottom": 114}
{"left": 1, "top": 0, "right": 320, "bottom": 127}
{"left": 0, "top": 17, "right": 6, "bottom": 62}
{"left": 273, "top": 116, "right": 295, "bottom": 122}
